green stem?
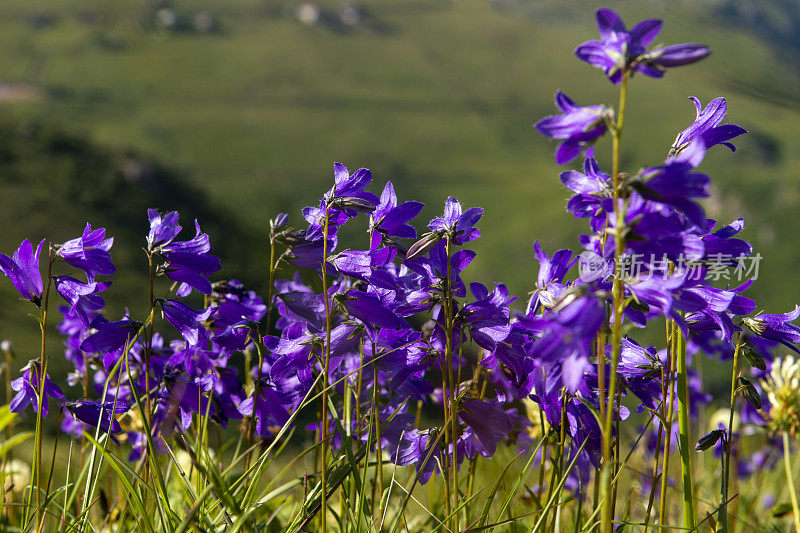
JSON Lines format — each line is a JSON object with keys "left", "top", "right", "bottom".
{"left": 444, "top": 235, "right": 459, "bottom": 533}
{"left": 721, "top": 333, "right": 743, "bottom": 532}
{"left": 320, "top": 204, "right": 332, "bottom": 533}
{"left": 782, "top": 431, "right": 800, "bottom": 533}
{"left": 658, "top": 321, "right": 678, "bottom": 526}
{"left": 676, "top": 326, "right": 695, "bottom": 530}
{"left": 601, "top": 71, "right": 628, "bottom": 533}
{"left": 27, "top": 248, "right": 53, "bottom": 529}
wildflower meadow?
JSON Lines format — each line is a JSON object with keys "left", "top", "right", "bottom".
{"left": 1, "top": 7, "right": 800, "bottom": 533}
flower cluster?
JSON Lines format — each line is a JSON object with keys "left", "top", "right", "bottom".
{"left": 1, "top": 9, "right": 798, "bottom": 512}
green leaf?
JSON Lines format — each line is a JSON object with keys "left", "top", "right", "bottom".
{"left": 772, "top": 502, "right": 795, "bottom": 518}
{"left": 0, "top": 404, "right": 17, "bottom": 433}
{"left": 0, "top": 431, "right": 32, "bottom": 458}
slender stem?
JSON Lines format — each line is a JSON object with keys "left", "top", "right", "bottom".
{"left": 597, "top": 331, "right": 607, "bottom": 437}
{"left": 2, "top": 342, "right": 12, "bottom": 524}
{"left": 320, "top": 204, "right": 332, "bottom": 533}
{"left": 146, "top": 253, "right": 155, "bottom": 429}
{"left": 659, "top": 323, "right": 678, "bottom": 526}
{"left": 38, "top": 409, "right": 63, "bottom": 533}
{"left": 601, "top": 71, "right": 628, "bottom": 533}
{"left": 642, "top": 354, "right": 668, "bottom": 533}
{"left": 28, "top": 248, "right": 54, "bottom": 528}
{"left": 721, "top": 333, "right": 743, "bottom": 532}
{"left": 372, "top": 363, "right": 384, "bottom": 520}
{"left": 444, "top": 235, "right": 459, "bottom": 533}
{"left": 675, "top": 326, "right": 695, "bottom": 530}
{"left": 782, "top": 431, "right": 800, "bottom": 533}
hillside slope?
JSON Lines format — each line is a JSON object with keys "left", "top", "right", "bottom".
{"left": 1, "top": 0, "right": 800, "bottom": 344}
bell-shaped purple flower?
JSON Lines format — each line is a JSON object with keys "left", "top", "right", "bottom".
{"left": 147, "top": 210, "right": 181, "bottom": 251}
{"left": 461, "top": 283, "right": 512, "bottom": 352}
{"left": 63, "top": 399, "right": 131, "bottom": 440}
{"left": 80, "top": 315, "right": 141, "bottom": 355}
{"left": 528, "top": 242, "right": 576, "bottom": 313}
{"left": 560, "top": 157, "right": 613, "bottom": 230}
{"left": 669, "top": 97, "right": 747, "bottom": 167}
{"left": 575, "top": 8, "right": 710, "bottom": 84}
{"left": 341, "top": 290, "right": 408, "bottom": 330}
{"left": 459, "top": 399, "right": 512, "bottom": 457}
{"left": 57, "top": 223, "right": 115, "bottom": 279}
{"left": 427, "top": 196, "right": 483, "bottom": 245}
{"left": 0, "top": 239, "right": 46, "bottom": 305}
{"left": 535, "top": 92, "right": 610, "bottom": 164}
{"left": 54, "top": 276, "right": 110, "bottom": 327}
{"left": 743, "top": 307, "right": 800, "bottom": 348}
{"left": 327, "top": 162, "right": 380, "bottom": 206}
{"left": 10, "top": 362, "right": 64, "bottom": 417}
{"left": 369, "top": 181, "right": 424, "bottom": 248}
{"left": 160, "top": 299, "right": 213, "bottom": 346}
{"left": 237, "top": 381, "right": 290, "bottom": 439}
{"left": 162, "top": 251, "right": 221, "bottom": 297}
{"left": 634, "top": 162, "right": 711, "bottom": 228}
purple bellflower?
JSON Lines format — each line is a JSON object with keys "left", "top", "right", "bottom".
{"left": 57, "top": 223, "right": 115, "bottom": 279}
{"left": 0, "top": 239, "right": 46, "bottom": 305}
{"left": 63, "top": 399, "right": 131, "bottom": 441}
{"left": 54, "top": 276, "right": 110, "bottom": 327}
{"left": 528, "top": 242, "right": 576, "bottom": 313}
{"left": 535, "top": 92, "right": 611, "bottom": 164}
{"left": 369, "top": 181, "right": 424, "bottom": 251}
{"left": 668, "top": 97, "right": 748, "bottom": 167}
{"left": 427, "top": 196, "right": 483, "bottom": 245}
{"left": 159, "top": 299, "right": 213, "bottom": 346}
{"left": 80, "top": 316, "right": 142, "bottom": 356}
{"left": 743, "top": 307, "right": 800, "bottom": 353}
{"left": 575, "top": 8, "right": 710, "bottom": 84}
{"left": 10, "top": 362, "right": 64, "bottom": 417}
{"left": 560, "top": 157, "right": 613, "bottom": 232}
{"left": 147, "top": 210, "right": 181, "bottom": 251}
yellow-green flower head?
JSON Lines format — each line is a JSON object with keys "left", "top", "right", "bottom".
{"left": 760, "top": 356, "right": 800, "bottom": 434}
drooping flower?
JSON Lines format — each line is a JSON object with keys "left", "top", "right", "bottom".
{"left": 237, "top": 380, "right": 290, "bottom": 439}
{"left": 633, "top": 162, "right": 711, "bottom": 228}
{"left": 53, "top": 276, "right": 110, "bottom": 327}
{"left": 80, "top": 316, "right": 141, "bottom": 356}
{"left": 523, "top": 294, "right": 606, "bottom": 392}
{"left": 560, "top": 157, "right": 613, "bottom": 231}
{"left": 0, "top": 239, "right": 46, "bottom": 305}
{"left": 160, "top": 220, "right": 221, "bottom": 297}
{"left": 159, "top": 299, "right": 213, "bottom": 346}
{"left": 461, "top": 283, "right": 512, "bottom": 352}
{"left": 574, "top": 8, "right": 710, "bottom": 84}
{"left": 535, "top": 92, "right": 611, "bottom": 164}
{"left": 459, "top": 399, "right": 512, "bottom": 457}
{"left": 63, "top": 399, "right": 131, "bottom": 441}
{"left": 9, "top": 362, "right": 64, "bottom": 417}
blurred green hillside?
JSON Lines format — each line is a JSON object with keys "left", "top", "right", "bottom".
{"left": 2, "top": 0, "right": 800, "bottom": 358}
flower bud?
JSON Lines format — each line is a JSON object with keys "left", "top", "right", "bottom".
{"left": 405, "top": 232, "right": 443, "bottom": 261}
{"left": 741, "top": 345, "right": 767, "bottom": 371}
{"left": 737, "top": 377, "right": 762, "bottom": 410}
{"left": 695, "top": 428, "right": 724, "bottom": 452}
